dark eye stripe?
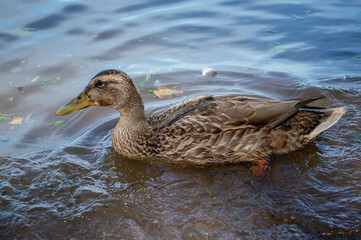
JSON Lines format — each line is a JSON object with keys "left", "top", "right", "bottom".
{"left": 94, "top": 79, "right": 119, "bottom": 88}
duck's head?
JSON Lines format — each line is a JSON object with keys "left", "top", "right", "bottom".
{"left": 56, "top": 69, "right": 144, "bottom": 117}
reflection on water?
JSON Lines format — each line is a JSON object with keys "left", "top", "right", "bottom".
{"left": 0, "top": 0, "right": 360, "bottom": 239}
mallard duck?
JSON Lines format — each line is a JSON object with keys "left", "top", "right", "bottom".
{"left": 56, "top": 69, "right": 345, "bottom": 165}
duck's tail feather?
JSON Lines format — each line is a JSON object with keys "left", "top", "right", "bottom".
{"left": 306, "top": 107, "right": 346, "bottom": 140}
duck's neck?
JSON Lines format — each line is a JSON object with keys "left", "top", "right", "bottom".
{"left": 114, "top": 104, "right": 148, "bottom": 137}
{"left": 112, "top": 104, "right": 149, "bottom": 157}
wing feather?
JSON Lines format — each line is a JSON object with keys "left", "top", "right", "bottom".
{"left": 147, "top": 95, "right": 325, "bottom": 163}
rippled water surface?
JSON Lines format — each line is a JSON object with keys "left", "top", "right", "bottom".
{"left": 1, "top": 0, "right": 361, "bottom": 239}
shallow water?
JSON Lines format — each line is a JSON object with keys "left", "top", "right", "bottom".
{"left": 1, "top": 0, "right": 360, "bottom": 239}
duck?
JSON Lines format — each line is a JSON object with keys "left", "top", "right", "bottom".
{"left": 56, "top": 69, "right": 346, "bottom": 165}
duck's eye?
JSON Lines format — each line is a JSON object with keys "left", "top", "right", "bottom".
{"left": 95, "top": 79, "right": 105, "bottom": 88}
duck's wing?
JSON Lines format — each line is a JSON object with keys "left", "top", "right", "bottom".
{"left": 153, "top": 95, "right": 324, "bottom": 132}
{"left": 147, "top": 95, "right": 271, "bottom": 128}
{"left": 152, "top": 95, "right": 325, "bottom": 164}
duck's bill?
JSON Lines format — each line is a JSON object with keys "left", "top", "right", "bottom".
{"left": 56, "top": 92, "right": 94, "bottom": 116}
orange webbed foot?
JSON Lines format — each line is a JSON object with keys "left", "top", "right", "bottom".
{"left": 250, "top": 159, "right": 271, "bottom": 176}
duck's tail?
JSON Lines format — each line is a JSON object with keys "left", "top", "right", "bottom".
{"left": 306, "top": 106, "right": 346, "bottom": 140}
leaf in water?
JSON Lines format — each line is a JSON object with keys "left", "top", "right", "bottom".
{"left": 202, "top": 68, "right": 218, "bottom": 78}
{"left": 139, "top": 73, "right": 152, "bottom": 87}
{"left": 9, "top": 118, "right": 23, "bottom": 125}
{"left": 139, "top": 81, "right": 145, "bottom": 87}
{"left": 42, "top": 79, "right": 50, "bottom": 85}
{"left": 10, "top": 67, "right": 21, "bottom": 73}
{"left": 248, "top": 192, "right": 260, "bottom": 200}
{"left": 205, "top": 189, "right": 225, "bottom": 205}
{"left": 153, "top": 87, "right": 184, "bottom": 99}
{"left": 31, "top": 76, "right": 41, "bottom": 82}
{"left": 280, "top": 47, "right": 293, "bottom": 54}
{"left": 54, "top": 121, "right": 66, "bottom": 126}
{"left": 5, "top": 27, "right": 33, "bottom": 37}
{"left": 0, "top": 139, "right": 10, "bottom": 143}
{"left": 269, "top": 43, "right": 293, "bottom": 55}
{"left": 8, "top": 97, "right": 14, "bottom": 101}
{"left": 36, "top": 137, "right": 43, "bottom": 141}
{"left": 0, "top": 116, "right": 11, "bottom": 121}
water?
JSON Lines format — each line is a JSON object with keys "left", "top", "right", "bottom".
{"left": 1, "top": 0, "right": 360, "bottom": 239}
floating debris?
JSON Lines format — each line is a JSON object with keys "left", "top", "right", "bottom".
{"left": 9, "top": 118, "right": 23, "bottom": 125}
{"left": 247, "top": 192, "right": 260, "bottom": 200}
{"left": 31, "top": 76, "right": 41, "bottom": 82}
{"left": 139, "top": 73, "right": 152, "bottom": 87}
{"left": 150, "top": 86, "right": 184, "bottom": 99}
{"left": 54, "top": 121, "right": 66, "bottom": 126}
{"left": 10, "top": 67, "right": 21, "bottom": 73}
{"left": 24, "top": 27, "right": 36, "bottom": 32}
{"left": 202, "top": 68, "right": 218, "bottom": 78}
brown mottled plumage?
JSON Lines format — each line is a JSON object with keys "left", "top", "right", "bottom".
{"left": 56, "top": 69, "right": 346, "bottom": 165}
